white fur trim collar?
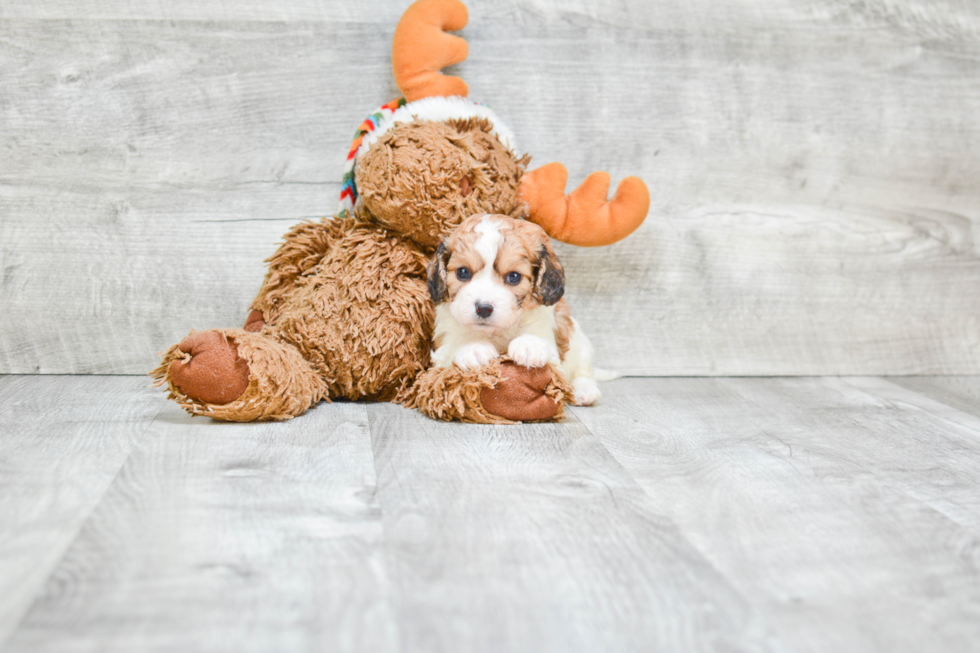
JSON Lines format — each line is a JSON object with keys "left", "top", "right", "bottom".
{"left": 356, "top": 96, "right": 518, "bottom": 159}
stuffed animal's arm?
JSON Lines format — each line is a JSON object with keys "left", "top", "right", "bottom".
{"left": 248, "top": 217, "right": 344, "bottom": 328}
{"left": 398, "top": 359, "right": 571, "bottom": 424}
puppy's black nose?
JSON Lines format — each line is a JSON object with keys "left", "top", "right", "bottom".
{"left": 475, "top": 302, "right": 494, "bottom": 319}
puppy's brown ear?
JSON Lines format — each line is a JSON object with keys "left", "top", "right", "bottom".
{"left": 534, "top": 242, "right": 565, "bottom": 306}
{"left": 427, "top": 241, "right": 451, "bottom": 303}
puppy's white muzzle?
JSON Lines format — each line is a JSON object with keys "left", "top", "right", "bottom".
{"left": 451, "top": 269, "right": 519, "bottom": 332}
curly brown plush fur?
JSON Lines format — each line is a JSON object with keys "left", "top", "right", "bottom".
{"left": 399, "top": 359, "right": 572, "bottom": 424}
{"left": 153, "top": 117, "right": 564, "bottom": 423}
{"left": 258, "top": 218, "right": 434, "bottom": 401}
{"left": 151, "top": 328, "right": 327, "bottom": 421}
{"left": 356, "top": 118, "right": 529, "bottom": 250}
{"left": 150, "top": 0, "right": 652, "bottom": 423}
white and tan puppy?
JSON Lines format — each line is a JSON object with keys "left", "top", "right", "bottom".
{"left": 427, "top": 213, "right": 602, "bottom": 406}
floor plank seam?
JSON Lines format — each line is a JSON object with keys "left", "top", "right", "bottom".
{"left": 842, "top": 377, "right": 980, "bottom": 438}
{"left": 363, "top": 404, "right": 407, "bottom": 653}
{"left": 0, "top": 391, "right": 166, "bottom": 650}
{"left": 722, "top": 377, "right": 980, "bottom": 537}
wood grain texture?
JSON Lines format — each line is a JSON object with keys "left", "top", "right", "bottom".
{"left": 2, "top": 0, "right": 980, "bottom": 374}
{"left": 2, "top": 375, "right": 979, "bottom": 651}
{"left": 571, "top": 376, "right": 980, "bottom": 652}
{"left": 3, "top": 400, "right": 395, "bottom": 653}
{"left": 367, "top": 402, "right": 749, "bottom": 652}
{"left": 0, "top": 0, "right": 410, "bottom": 22}
{"left": 0, "top": 375, "right": 159, "bottom": 646}
{"left": 887, "top": 375, "right": 980, "bottom": 420}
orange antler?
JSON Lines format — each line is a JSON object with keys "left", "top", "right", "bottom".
{"left": 392, "top": 0, "right": 470, "bottom": 102}
{"left": 519, "top": 163, "right": 651, "bottom": 247}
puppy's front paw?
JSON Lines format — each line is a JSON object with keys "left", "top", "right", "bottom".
{"left": 508, "top": 335, "right": 554, "bottom": 368}
{"left": 572, "top": 377, "right": 601, "bottom": 406}
{"left": 453, "top": 341, "right": 500, "bottom": 371}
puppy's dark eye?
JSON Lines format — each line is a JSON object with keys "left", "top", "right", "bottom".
{"left": 505, "top": 272, "right": 522, "bottom": 285}
{"left": 455, "top": 267, "right": 472, "bottom": 281}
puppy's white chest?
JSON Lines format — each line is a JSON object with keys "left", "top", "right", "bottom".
{"left": 432, "top": 303, "right": 561, "bottom": 370}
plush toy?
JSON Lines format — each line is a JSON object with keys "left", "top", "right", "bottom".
{"left": 151, "top": 0, "right": 649, "bottom": 423}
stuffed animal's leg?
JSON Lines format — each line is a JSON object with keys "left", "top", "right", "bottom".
{"left": 399, "top": 359, "right": 572, "bottom": 424}
{"left": 151, "top": 329, "right": 327, "bottom": 422}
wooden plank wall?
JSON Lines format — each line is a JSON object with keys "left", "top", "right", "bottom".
{"left": 1, "top": 0, "right": 979, "bottom": 375}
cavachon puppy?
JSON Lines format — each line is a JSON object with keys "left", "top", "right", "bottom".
{"left": 426, "top": 214, "right": 604, "bottom": 406}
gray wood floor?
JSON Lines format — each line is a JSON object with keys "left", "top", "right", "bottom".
{"left": 1, "top": 375, "right": 978, "bottom": 652}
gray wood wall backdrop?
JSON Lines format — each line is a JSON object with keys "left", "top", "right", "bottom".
{"left": 1, "top": 0, "right": 979, "bottom": 376}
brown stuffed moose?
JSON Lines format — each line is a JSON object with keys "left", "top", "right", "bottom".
{"left": 152, "top": 0, "right": 649, "bottom": 423}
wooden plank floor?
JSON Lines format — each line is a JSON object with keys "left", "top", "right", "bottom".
{"left": 1, "top": 375, "right": 978, "bottom": 652}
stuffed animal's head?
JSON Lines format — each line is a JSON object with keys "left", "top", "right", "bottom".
{"left": 340, "top": 0, "right": 650, "bottom": 251}
{"left": 355, "top": 111, "right": 529, "bottom": 252}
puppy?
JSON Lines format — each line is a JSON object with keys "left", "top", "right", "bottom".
{"left": 426, "top": 213, "right": 602, "bottom": 406}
